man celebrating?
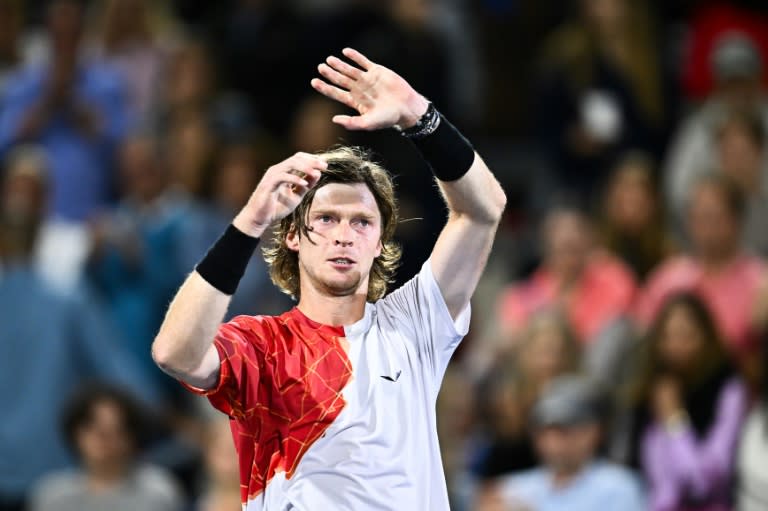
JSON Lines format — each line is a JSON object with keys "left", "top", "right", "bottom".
{"left": 152, "top": 48, "right": 506, "bottom": 510}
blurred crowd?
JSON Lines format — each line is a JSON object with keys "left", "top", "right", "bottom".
{"left": 1, "top": 0, "right": 768, "bottom": 511}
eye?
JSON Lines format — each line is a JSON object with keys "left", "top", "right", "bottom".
{"left": 318, "top": 215, "right": 333, "bottom": 223}
{"left": 352, "top": 217, "right": 372, "bottom": 228}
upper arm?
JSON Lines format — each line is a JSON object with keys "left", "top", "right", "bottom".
{"left": 177, "top": 318, "right": 265, "bottom": 418}
{"left": 700, "top": 379, "right": 749, "bottom": 475}
{"left": 430, "top": 152, "right": 505, "bottom": 319}
{"left": 170, "top": 342, "right": 221, "bottom": 392}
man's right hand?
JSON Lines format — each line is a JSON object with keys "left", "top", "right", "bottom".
{"left": 233, "top": 152, "right": 326, "bottom": 238}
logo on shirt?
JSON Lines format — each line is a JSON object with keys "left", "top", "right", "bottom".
{"left": 380, "top": 370, "right": 402, "bottom": 382}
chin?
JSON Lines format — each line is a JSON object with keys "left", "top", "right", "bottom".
{"left": 319, "top": 274, "right": 363, "bottom": 297}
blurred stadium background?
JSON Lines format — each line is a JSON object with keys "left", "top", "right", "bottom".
{"left": 1, "top": 0, "right": 768, "bottom": 510}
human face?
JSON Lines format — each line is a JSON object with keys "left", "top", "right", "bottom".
{"left": 658, "top": 304, "right": 704, "bottom": 372}
{"left": 75, "top": 400, "right": 134, "bottom": 473}
{"left": 605, "top": 165, "right": 655, "bottom": 232}
{"left": 544, "top": 212, "right": 592, "bottom": 279}
{"left": 718, "top": 124, "right": 763, "bottom": 191}
{"left": 287, "top": 183, "right": 383, "bottom": 298}
{"left": 687, "top": 184, "right": 740, "bottom": 260}
{"left": 534, "top": 422, "right": 600, "bottom": 476}
{"left": 520, "top": 321, "right": 569, "bottom": 385}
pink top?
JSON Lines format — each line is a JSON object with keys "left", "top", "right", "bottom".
{"left": 496, "top": 252, "right": 637, "bottom": 344}
{"left": 634, "top": 254, "right": 766, "bottom": 358}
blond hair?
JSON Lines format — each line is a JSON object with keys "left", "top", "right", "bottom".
{"left": 262, "top": 146, "right": 401, "bottom": 301}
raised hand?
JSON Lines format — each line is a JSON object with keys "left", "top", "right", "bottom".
{"left": 233, "top": 152, "right": 326, "bottom": 238}
{"left": 311, "top": 47, "right": 429, "bottom": 131}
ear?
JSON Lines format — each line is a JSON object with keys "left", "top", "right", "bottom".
{"left": 375, "top": 238, "right": 382, "bottom": 258}
{"left": 285, "top": 229, "right": 300, "bottom": 252}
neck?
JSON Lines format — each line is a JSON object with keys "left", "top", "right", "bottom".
{"left": 698, "top": 247, "right": 739, "bottom": 272}
{"left": 86, "top": 462, "right": 130, "bottom": 490}
{"left": 297, "top": 286, "right": 368, "bottom": 326}
{"left": 550, "top": 463, "right": 586, "bottom": 488}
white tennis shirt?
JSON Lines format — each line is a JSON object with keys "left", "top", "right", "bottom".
{"left": 184, "top": 260, "right": 470, "bottom": 510}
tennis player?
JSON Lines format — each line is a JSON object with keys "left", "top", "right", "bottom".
{"left": 152, "top": 47, "right": 506, "bottom": 510}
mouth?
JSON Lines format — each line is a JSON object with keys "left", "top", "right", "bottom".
{"left": 328, "top": 257, "right": 356, "bottom": 267}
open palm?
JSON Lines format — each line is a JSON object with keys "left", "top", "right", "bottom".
{"left": 311, "top": 48, "right": 428, "bottom": 131}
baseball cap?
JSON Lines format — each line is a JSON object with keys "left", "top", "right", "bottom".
{"left": 712, "top": 33, "right": 763, "bottom": 81}
{"left": 530, "top": 375, "right": 604, "bottom": 428}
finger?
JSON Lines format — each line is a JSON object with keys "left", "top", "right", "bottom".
{"left": 291, "top": 151, "right": 328, "bottom": 170}
{"left": 326, "top": 56, "right": 363, "bottom": 80}
{"left": 287, "top": 167, "right": 322, "bottom": 189}
{"left": 332, "top": 114, "right": 370, "bottom": 131}
{"left": 311, "top": 78, "right": 356, "bottom": 109}
{"left": 271, "top": 172, "right": 309, "bottom": 191}
{"left": 289, "top": 154, "right": 327, "bottom": 183}
{"left": 342, "top": 47, "right": 373, "bottom": 71}
{"left": 318, "top": 63, "right": 354, "bottom": 90}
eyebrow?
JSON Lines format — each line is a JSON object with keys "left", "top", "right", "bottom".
{"left": 311, "top": 208, "right": 378, "bottom": 220}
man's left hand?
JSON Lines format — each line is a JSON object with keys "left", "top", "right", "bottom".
{"left": 311, "top": 47, "right": 429, "bottom": 131}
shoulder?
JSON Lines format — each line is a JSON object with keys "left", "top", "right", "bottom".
{"left": 645, "top": 255, "right": 696, "bottom": 282}
{"left": 218, "top": 313, "right": 283, "bottom": 349}
{"left": 2, "top": 66, "right": 44, "bottom": 97}
{"left": 32, "top": 470, "right": 85, "bottom": 501}
{"left": 586, "top": 251, "right": 637, "bottom": 285}
{"left": 132, "top": 464, "right": 183, "bottom": 501}
{"left": 590, "top": 462, "right": 641, "bottom": 488}
{"left": 500, "top": 467, "right": 548, "bottom": 493}
{"left": 739, "top": 254, "right": 768, "bottom": 274}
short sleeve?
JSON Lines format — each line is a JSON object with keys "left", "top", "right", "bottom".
{"left": 379, "top": 259, "right": 470, "bottom": 390}
{"left": 180, "top": 316, "right": 265, "bottom": 419}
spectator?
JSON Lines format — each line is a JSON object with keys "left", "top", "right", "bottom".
{"left": 2, "top": 144, "right": 94, "bottom": 294}
{"left": 85, "top": 133, "right": 188, "bottom": 398}
{"left": 157, "top": 37, "right": 259, "bottom": 200}
{"left": 0, "top": 0, "right": 22, "bottom": 97}
{"left": 627, "top": 293, "right": 748, "bottom": 511}
{"left": 187, "top": 417, "right": 240, "bottom": 511}
{"left": 476, "top": 374, "right": 646, "bottom": 511}
{"left": 496, "top": 207, "right": 637, "bottom": 346}
{"left": 735, "top": 339, "right": 768, "bottom": 511}
{"left": 0, "top": 0, "right": 131, "bottom": 222}
{"left": 289, "top": 95, "right": 346, "bottom": 154}
{"left": 87, "top": 0, "right": 175, "bottom": 122}
{"left": 533, "top": 0, "right": 672, "bottom": 199}
{"left": 714, "top": 108, "right": 768, "bottom": 256}
{"left": 598, "top": 151, "right": 672, "bottom": 280}
{"left": 665, "top": 32, "right": 768, "bottom": 223}
{"left": 0, "top": 147, "right": 158, "bottom": 510}
{"left": 30, "top": 384, "right": 182, "bottom": 511}
{"left": 679, "top": 2, "right": 768, "bottom": 100}
{"left": 472, "top": 310, "right": 580, "bottom": 480}
{"left": 635, "top": 175, "right": 767, "bottom": 376}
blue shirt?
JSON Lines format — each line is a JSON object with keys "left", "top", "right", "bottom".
{"left": 0, "top": 267, "right": 159, "bottom": 498}
{"left": 498, "top": 461, "right": 647, "bottom": 511}
{"left": 0, "top": 62, "right": 130, "bottom": 221}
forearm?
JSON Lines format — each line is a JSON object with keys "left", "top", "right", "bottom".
{"left": 152, "top": 272, "right": 229, "bottom": 388}
{"left": 152, "top": 221, "right": 265, "bottom": 388}
{"left": 437, "top": 153, "right": 506, "bottom": 225}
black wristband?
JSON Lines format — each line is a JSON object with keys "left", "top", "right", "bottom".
{"left": 195, "top": 224, "right": 260, "bottom": 295}
{"left": 402, "top": 105, "right": 475, "bottom": 182}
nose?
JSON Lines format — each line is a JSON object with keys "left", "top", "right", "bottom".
{"left": 333, "top": 222, "right": 354, "bottom": 247}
